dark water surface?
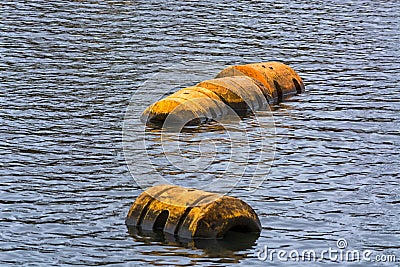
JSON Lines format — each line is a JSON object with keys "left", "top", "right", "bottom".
{"left": 1, "top": 0, "right": 399, "bottom": 266}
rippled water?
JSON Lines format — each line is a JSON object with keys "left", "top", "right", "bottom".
{"left": 1, "top": 1, "right": 399, "bottom": 266}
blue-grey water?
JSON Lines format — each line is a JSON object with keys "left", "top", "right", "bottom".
{"left": 1, "top": 1, "right": 399, "bottom": 266}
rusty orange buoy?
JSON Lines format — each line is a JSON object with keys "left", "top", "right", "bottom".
{"left": 125, "top": 184, "right": 262, "bottom": 239}
{"left": 141, "top": 62, "right": 304, "bottom": 125}
{"left": 216, "top": 61, "right": 305, "bottom": 103}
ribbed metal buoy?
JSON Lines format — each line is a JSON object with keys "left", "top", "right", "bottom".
{"left": 140, "top": 86, "right": 227, "bottom": 125}
{"left": 196, "top": 76, "right": 268, "bottom": 113}
{"left": 140, "top": 61, "right": 305, "bottom": 125}
{"left": 216, "top": 61, "right": 305, "bottom": 103}
{"left": 125, "top": 184, "right": 262, "bottom": 239}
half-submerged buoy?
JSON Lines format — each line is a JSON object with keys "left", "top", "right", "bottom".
{"left": 141, "top": 61, "right": 304, "bottom": 125}
{"left": 125, "top": 184, "right": 262, "bottom": 239}
{"left": 216, "top": 61, "right": 305, "bottom": 103}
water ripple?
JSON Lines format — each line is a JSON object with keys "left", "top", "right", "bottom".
{"left": 1, "top": 0, "right": 399, "bottom": 266}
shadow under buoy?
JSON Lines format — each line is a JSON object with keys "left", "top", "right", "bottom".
{"left": 127, "top": 226, "right": 260, "bottom": 258}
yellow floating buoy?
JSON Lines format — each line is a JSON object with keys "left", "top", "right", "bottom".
{"left": 125, "top": 184, "right": 262, "bottom": 239}
{"left": 196, "top": 76, "right": 268, "bottom": 113}
{"left": 141, "top": 62, "right": 305, "bottom": 124}
{"left": 216, "top": 61, "right": 305, "bottom": 103}
{"left": 140, "top": 86, "right": 227, "bottom": 125}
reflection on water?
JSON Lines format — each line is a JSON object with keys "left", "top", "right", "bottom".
{"left": 1, "top": 0, "right": 399, "bottom": 266}
{"left": 128, "top": 227, "right": 259, "bottom": 260}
